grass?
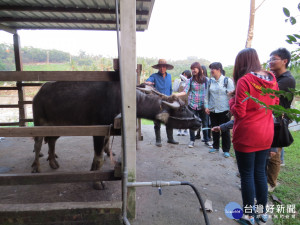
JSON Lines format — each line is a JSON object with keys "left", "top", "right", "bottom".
{"left": 270, "top": 130, "right": 300, "bottom": 224}
{"left": 23, "top": 63, "right": 72, "bottom": 71}
{"left": 141, "top": 119, "right": 153, "bottom": 125}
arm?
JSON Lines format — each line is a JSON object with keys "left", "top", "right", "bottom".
{"left": 204, "top": 78, "right": 210, "bottom": 114}
{"left": 146, "top": 75, "right": 155, "bottom": 85}
{"left": 212, "top": 120, "right": 234, "bottom": 132}
{"left": 174, "top": 91, "right": 187, "bottom": 97}
{"left": 227, "top": 78, "right": 235, "bottom": 93}
{"left": 174, "top": 79, "right": 190, "bottom": 97}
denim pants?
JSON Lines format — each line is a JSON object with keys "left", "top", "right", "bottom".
{"left": 188, "top": 107, "right": 208, "bottom": 142}
{"left": 235, "top": 149, "right": 269, "bottom": 215}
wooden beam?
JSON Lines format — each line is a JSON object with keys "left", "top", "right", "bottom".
{"left": 0, "top": 122, "right": 19, "bottom": 126}
{"left": 0, "top": 87, "right": 18, "bottom": 90}
{"left": 13, "top": 33, "right": 27, "bottom": 126}
{"left": 19, "top": 100, "right": 33, "bottom": 104}
{"left": 0, "top": 71, "right": 120, "bottom": 82}
{"left": 0, "top": 170, "right": 120, "bottom": 186}
{"left": 0, "top": 201, "right": 122, "bottom": 212}
{"left": 19, "top": 119, "right": 33, "bottom": 123}
{"left": 13, "top": 33, "right": 22, "bottom": 71}
{"left": 120, "top": 0, "right": 137, "bottom": 219}
{"left": 0, "top": 126, "right": 121, "bottom": 137}
{"left": 0, "top": 5, "right": 149, "bottom": 16}
{"left": 0, "top": 24, "right": 17, "bottom": 34}
{"left": 20, "top": 82, "right": 43, "bottom": 86}
{"left": 0, "top": 104, "right": 19, "bottom": 108}
{"left": 6, "top": 26, "right": 147, "bottom": 32}
{"left": 0, "top": 17, "right": 148, "bottom": 25}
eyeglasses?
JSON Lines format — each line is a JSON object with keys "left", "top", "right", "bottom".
{"left": 268, "top": 58, "right": 282, "bottom": 63}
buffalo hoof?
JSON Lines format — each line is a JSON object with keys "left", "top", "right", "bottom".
{"left": 93, "top": 181, "right": 106, "bottom": 190}
{"left": 49, "top": 159, "right": 60, "bottom": 169}
{"left": 31, "top": 163, "right": 41, "bottom": 173}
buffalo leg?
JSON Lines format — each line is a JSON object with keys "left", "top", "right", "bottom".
{"left": 31, "top": 137, "right": 43, "bottom": 173}
{"left": 47, "top": 137, "right": 60, "bottom": 169}
{"left": 92, "top": 136, "right": 105, "bottom": 190}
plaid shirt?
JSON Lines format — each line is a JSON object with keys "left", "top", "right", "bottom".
{"left": 184, "top": 78, "right": 208, "bottom": 110}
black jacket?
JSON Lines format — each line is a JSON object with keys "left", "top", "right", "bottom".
{"left": 276, "top": 71, "right": 296, "bottom": 109}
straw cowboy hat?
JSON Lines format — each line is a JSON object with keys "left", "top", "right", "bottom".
{"left": 152, "top": 59, "right": 174, "bottom": 70}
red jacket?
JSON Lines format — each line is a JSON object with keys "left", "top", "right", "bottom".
{"left": 229, "top": 72, "right": 279, "bottom": 153}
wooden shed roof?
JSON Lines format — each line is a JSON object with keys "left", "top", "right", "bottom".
{"left": 0, "top": 0, "right": 155, "bottom": 33}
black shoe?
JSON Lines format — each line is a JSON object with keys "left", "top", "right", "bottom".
{"left": 167, "top": 139, "right": 179, "bottom": 144}
{"left": 195, "top": 135, "right": 201, "bottom": 140}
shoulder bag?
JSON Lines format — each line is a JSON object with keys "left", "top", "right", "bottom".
{"left": 271, "top": 114, "right": 294, "bottom": 148}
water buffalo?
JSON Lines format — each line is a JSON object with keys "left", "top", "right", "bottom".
{"left": 31, "top": 81, "right": 201, "bottom": 179}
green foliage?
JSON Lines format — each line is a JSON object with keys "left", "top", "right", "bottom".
{"left": 244, "top": 88, "right": 300, "bottom": 122}
{"left": 0, "top": 43, "right": 15, "bottom": 71}
{"left": 271, "top": 131, "right": 300, "bottom": 224}
{"left": 283, "top": 4, "right": 300, "bottom": 69}
{"left": 141, "top": 119, "right": 154, "bottom": 125}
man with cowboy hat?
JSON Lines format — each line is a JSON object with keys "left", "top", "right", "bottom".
{"left": 145, "top": 59, "right": 179, "bottom": 147}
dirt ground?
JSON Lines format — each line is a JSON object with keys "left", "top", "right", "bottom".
{"left": 0, "top": 124, "right": 274, "bottom": 225}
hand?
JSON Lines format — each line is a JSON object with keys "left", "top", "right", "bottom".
{"left": 227, "top": 91, "right": 235, "bottom": 98}
{"left": 205, "top": 108, "right": 210, "bottom": 115}
{"left": 269, "top": 151, "right": 277, "bottom": 158}
{"left": 145, "top": 81, "right": 154, "bottom": 86}
{"left": 211, "top": 126, "right": 221, "bottom": 132}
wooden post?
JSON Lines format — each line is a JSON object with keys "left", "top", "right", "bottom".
{"left": 120, "top": 0, "right": 137, "bottom": 219}
{"left": 136, "top": 64, "right": 143, "bottom": 141}
{"left": 13, "top": 33, "right": 26, "bottom": 127}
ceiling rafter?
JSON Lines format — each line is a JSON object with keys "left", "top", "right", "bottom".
{"left": 0, "top": 17, "right": 148, "bottom": 25}
{"left": 0, "top": 5, "right": 149, "bottom": 16}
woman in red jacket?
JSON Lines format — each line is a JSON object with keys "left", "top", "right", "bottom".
{"left": 229, "top": 48, "right": 279, "bottom": 224}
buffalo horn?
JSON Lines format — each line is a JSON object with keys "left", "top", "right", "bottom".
{"left": 162, "top": 100, "right": 180, "bottom": 109}
{"left": 136, "top": 87, "right": 152, "bottom": 94}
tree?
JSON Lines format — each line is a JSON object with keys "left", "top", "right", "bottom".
{"left": 245, "top": 0, "right": 267, "bottom": 48}
{"left": 244, "top": 3, "right": 300, "bottom": 121}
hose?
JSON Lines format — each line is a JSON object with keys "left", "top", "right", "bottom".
{"left": 127, "top": 181, "right": 210, "bottom": 225}
{"left": 180, "top": 181, "right": 210, "bottom": 225}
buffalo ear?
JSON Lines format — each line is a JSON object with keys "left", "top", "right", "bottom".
{"left": 155, "top": 112, "right": 170, "bottom": 124}
{"left": 161, "top": 100, "right": 180, "bottom": 109}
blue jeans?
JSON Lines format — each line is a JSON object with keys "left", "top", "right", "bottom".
{"left": 188, "top": 107, "right": 208, "bottom": 142}
{"left": 235, "top": 149, "right": 269, "bottom": 215}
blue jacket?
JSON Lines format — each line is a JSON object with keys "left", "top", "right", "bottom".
{"left": 146, "top": 72, "right": 173, "bottom": 96}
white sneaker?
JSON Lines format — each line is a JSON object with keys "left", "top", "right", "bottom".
{"left": 188, "top": 141, "right": 194, "bottom": 148}
{"left": 183, "top": 130, "right": 188, "bottom": 136}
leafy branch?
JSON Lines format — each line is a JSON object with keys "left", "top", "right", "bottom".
{"left": 243, "top": 88, "right": 300, "bottom": 122}
{"left": 283, "top": 4, "right": 300, "bottom": 69}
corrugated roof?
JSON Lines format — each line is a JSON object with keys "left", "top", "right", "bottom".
{"left": 0, "top": 0, "right": 155, "bottom": 32}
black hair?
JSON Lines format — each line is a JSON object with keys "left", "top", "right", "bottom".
{"left": 209, "top": 62, "right": 226, "bottom": 76}
{"left": 201, "top": 65, "right": 208, "bottom": 77}
{"left": 190, "top": 62, "right": 205, "bottom": 84}
{"left": 270, "top": 48, "right": 291, "bottom": 68}
{"left": 182, "top": 70, "right": 192, "bottom": 79}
